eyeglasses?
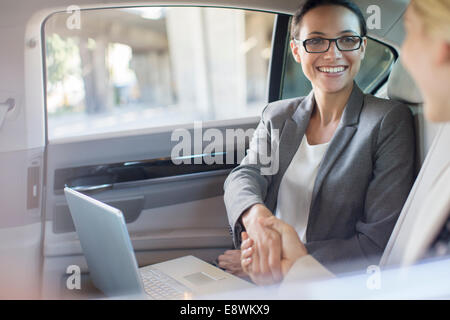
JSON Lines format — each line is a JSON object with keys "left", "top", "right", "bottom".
{"left": 294, "top": 36, "right": 363, "bottom": 53}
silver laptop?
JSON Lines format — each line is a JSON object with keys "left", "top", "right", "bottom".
{"left": 64, "top": 187, "right": 254, "bottom": 299}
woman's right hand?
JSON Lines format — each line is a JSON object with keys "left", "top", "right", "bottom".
{"left": 240, "top": 204, "right": 282, "bottom": 285}
{"left": 241, "top": 216, "right": 308, "bottom": 279}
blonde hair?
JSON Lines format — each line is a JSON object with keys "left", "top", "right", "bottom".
{"left": 410, "top": 0, "right": 450, "bottom": 41}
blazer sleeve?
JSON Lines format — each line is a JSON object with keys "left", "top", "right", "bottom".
{"left": 223, "top": 106, "right": 278, "bottom": 248}
{"left": 305, "top": 104, "right": 416, "bottom": 273}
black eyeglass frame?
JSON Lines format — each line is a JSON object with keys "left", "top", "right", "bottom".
{"left": 294, "top": 36, "right": 364, "bottom": 53}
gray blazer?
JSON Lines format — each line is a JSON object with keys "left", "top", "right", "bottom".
{"left": 224, "top": 84, "right": 416, "bottom": 273}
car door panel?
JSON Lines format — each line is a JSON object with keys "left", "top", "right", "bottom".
{"left": 42, "top": 117, "right": 259, "bottom": 297}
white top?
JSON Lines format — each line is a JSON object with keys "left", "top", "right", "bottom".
{"left": 275, "top": 135, "right": 329, "bottom": 242}
{"left": 401, "top": 163, "right": 450, "bottom": 266}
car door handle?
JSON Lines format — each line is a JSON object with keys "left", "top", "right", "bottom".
{"left": 69, "top": 183, "right": 113, "bottom": 193}
{"left": 0, "top": 98, "right": 15, "bottom": 129}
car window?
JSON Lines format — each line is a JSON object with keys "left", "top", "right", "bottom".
{"left": 44, "top": 7, "right": 275, "bottom": 140}
{"left": 280, "top": 26, "right": 396, "bottom": 99}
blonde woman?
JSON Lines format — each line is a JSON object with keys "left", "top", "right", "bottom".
{"left": 241, "top": 0, "right": 450, "bottom": 283}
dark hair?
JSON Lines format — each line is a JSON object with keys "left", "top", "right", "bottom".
{"left": 291, "top": 0, "right": 367, "bottom": 40}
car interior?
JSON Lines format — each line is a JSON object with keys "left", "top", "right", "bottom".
{"left": 0, "top": 0, "right": 448, "bottom": 299}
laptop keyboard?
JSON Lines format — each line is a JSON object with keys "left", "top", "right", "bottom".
{"left": 140, "top": 267, "right": 192, "bottom": 300}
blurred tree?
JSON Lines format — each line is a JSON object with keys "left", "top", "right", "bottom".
{"left": 46, "top": 34, "right": 80, "bottom": 109}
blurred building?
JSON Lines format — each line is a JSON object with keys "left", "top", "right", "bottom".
{"left": 45, "top": 7, "right": 275, "bottom": 139}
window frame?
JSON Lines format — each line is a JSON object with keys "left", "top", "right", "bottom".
{"left": 41, "top": 5, "right": 285, "bottom": 144}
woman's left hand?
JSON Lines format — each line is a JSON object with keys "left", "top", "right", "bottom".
{"left": 217, "top": 249, "right": 248, "bottom": 278}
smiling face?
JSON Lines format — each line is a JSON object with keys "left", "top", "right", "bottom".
{"left": 290, "top": 5, "right": 367, "bottom": 94}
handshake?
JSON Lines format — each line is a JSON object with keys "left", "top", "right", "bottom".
{"left": 219, "top": 204, "right": 309, "bottom": 286}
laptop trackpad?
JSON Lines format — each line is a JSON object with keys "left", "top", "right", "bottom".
{"left": 184, "top": 272, "right": 218, "bottom": 286}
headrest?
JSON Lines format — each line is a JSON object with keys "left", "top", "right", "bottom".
{"left": 387, "top": 59, "right": 423, "bottom": 105}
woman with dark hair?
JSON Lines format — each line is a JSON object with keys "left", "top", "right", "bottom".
{"left": 241, "top": 0, "right": 450, "bottom": 284}
{"left": 219, "top": 0, "right": 416, "bottom": 285}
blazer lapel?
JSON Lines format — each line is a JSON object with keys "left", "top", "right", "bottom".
{"left": 266, "top": 91, "right": 315, "bottom": 211}
{"left": 306, "top": 84, "right": 365, "bottom": 239}
{"left": 279, "top": 90, "right": 316, "bottom": 172}
{"left": 282, "top": 90, "right": 315, "bottom": 165}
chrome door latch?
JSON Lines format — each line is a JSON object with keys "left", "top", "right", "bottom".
{"left": 0, "top": 98, "right": 15, "bottom": 128}
{"left": 27, "top": 165, "right": 40, "bottom": 210}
